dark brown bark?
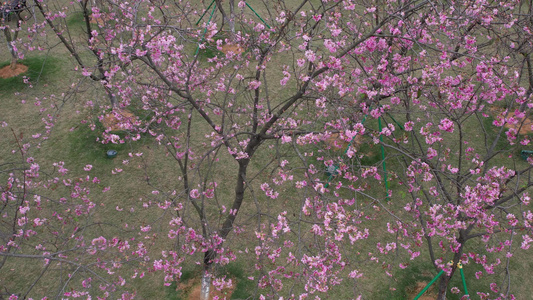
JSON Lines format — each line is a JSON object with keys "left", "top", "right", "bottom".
{"left": 436, "top": 276, "right": 449, "bottom": 300}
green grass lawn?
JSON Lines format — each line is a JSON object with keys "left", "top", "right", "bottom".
{"left": 0, "top": 56, "right": 59, "bottom": 95}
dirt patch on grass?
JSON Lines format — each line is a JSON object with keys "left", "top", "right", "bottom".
{"left": 101, "top": 109, "right": 137, "bottom": 132}
{"left": 0, "top": 64, "right": 28, "bottom": 78}
{"left": 324, "top": 133, "right": 363, "bottom": 151}
{"left": 491, "top": 106, "right": 533, "bottom": 135}
{"left": 90, "top": 14, "right": 110, "bottom": 26}
{"left": 220, "top": 44, "right": 244, "bottom": 55}
{"left": 174, "top": 278, "right": 235, "bottom": 300}
{"left": 504, "top": 111, "right": 533, "bottom": 135}
{"left": 407, "top": 281, "right": 437, "bottom": 300}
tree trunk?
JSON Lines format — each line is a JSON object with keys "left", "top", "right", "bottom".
{"left": 196, "top": 156, "right": 254, "bottom": 300}
{"left": 200, "top": 249, "right": 215, "bottom": 300}
{"left": 4, "top": 15, "right": 20, "bottom": 70}
{"left": 436, "top": 276, "right": 448, "bottom": 300}
{"left": 229, "top": 0, "right": 235, "bottom": 34}
{"left": 104, "top": 86, "right": 118, "bottom": 108}
{"left": 10, "top": 56, "right": 17, "bottom": 70}
{"left": 200, "top": 271, "right": 211, "bottom": 300}
{"left": 215, "top": 0, "right": 236, "bottom": 38}
{"left": 524, "top": 54, "right": 533, "bottom": 112}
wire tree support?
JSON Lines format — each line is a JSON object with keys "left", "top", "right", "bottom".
{"left": 413, "top": 262, "right": 470, "bottom": 300}
{"left": 324, "top": 108, "right": 404, "bottom": 201}
{"left": 194, "top": 1, "right": 217, "bottom": 56}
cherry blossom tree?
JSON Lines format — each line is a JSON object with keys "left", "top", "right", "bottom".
{"left": 362, "top": 1, "right": 533, "bottom": 298}
{"left": 3, "top": 0, "right": 533, "bottom": 299}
